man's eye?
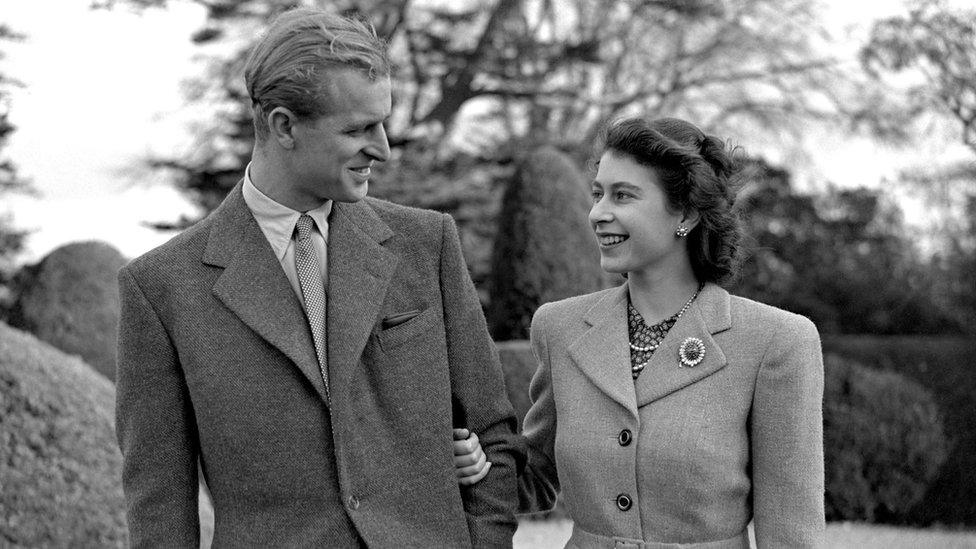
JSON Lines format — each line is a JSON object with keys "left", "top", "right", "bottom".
{"left": 590, "top": 190, "right": 603, "bottom": 201}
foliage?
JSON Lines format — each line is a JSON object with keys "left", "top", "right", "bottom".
{"left": 861, "top": 0, "right": 976, "bottom": 155}
{"left": 824, "top": 334, "right": 976, "bottom": 526}
{"left": 0, "top": 322, "right": 126, "bottom": 547}
{"left": 733, "top": 158, "right": 964, "bottom": 334}
{"left": 95, "top": 0, "right": 848, "bottom": 224}
{"left": 823, "top": 353, "right": 949, "bottom": 523}
{"left": 858, "top": 0, "right": 976, "bottom": 333}
{"left": 0, "top": 23, "right": 32, "bottom": 276}
{"left": 487, "top": 146, "right": 602, "bottom": 340}
{"left": 7, "top": 241, "right": 127, "bottom": 381}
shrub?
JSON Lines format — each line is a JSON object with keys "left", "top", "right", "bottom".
{"left": 824, "top": 353, "right": 950, "bottom": 523}
{"left": 487, "top": 146, "right": 603, "bottom": 340}
{"left": 0, "top": 321, "right": 126, "bottom": 546}
{"left": 823, "top": 335, "right": 976, "bottom": 526}
{"left": 8, "top": 241, "right": 126, "bottom": 380}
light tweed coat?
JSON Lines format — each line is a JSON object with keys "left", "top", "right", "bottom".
{"left": 518, "top": 283, "right": 825, "bottom": 548}
{"left": 116, "top": 183, "right": 522, "bottom": 548}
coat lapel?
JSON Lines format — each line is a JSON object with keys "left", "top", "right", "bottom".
{"left": 326, "top": 200, "right": 397, "bottom": 394}
{"left": 203, "top": 183, "right": 329, "bottom": 405}
{"left": 634, "top": 283, "right": 732, "bottom": 407}
{"left": 566, "top": 284, "right": 639, "bottom": 419}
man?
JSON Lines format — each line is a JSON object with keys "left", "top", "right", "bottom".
{"left": 115, "top": 7, "right": 522, "bottom": 547}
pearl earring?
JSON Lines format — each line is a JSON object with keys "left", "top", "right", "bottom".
{"left": 675, "top": 226, "right": 690, "bottom": 237}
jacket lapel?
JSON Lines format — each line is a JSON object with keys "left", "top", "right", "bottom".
{"left": 326, "top": 200, "right": 397, "bottom": 394}
{"left": 634, "top": 283, "right": 732, "bottom": 407}
{"left": 203, "top": 183, "right": 329, "bottom": 405}
{"left": 566, "top": 284, "right": 639, "bottom": 419}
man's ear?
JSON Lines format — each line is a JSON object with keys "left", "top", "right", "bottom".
{"left": 267, "top": 107, "right": 298, "bottom": 150}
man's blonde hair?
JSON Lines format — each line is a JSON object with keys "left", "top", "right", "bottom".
{"left": 244, "top": 7, "right": 391, "bottom": 142}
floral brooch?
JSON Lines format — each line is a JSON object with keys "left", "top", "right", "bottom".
{"left": 678, "top": 337, "right": 706, "bottom": 368}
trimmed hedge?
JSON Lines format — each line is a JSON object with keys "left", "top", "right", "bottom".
{"left": 823, "top": 353, "right": 948, "bottom": 522}
{"left": 8, "top": 241, "right": 126, "bottom": 381}
{"left": 487, "top": 147, "right": 603, "bottom": 340}
{"left": 0, "top": 321, "right": 126, "bottom": 546}
{"left": 823, "top": 335, "right": 976, "bottom": 526}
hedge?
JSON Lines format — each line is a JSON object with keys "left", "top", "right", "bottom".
{"left": 823, "top": 335, "right": 976, "bottom": 526}
{"left": 7, "top": 241, "right": 126, "bottom": 381}
{"left": 487, "top": 146, "right": 604, "bottom": 340}
{"left": 0, "top": 321, "right": 126, "bottom": 546}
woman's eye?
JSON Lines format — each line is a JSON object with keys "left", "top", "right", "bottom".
{"left": 615, "top": 191, "right": 631, "bottom": 200}
{"left": 590, "top": 190, "right": 603, "bottom": 201}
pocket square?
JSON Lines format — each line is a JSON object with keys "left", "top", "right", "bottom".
{"left": 381, "top": 310, "right": 422, "bottom": 330}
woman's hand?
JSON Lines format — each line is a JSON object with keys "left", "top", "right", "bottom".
{"left": 453, "top": 428, "right": 491, "bottom": 485}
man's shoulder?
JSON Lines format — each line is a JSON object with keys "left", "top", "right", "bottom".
{"left": 360, "top": 196, "right": 447, "bottom": 243}
{"left": 363, "top": 196, "right": 443, "bottom": 224}
{"left": 123, "top": 214, "right": 215, "bottom": 278}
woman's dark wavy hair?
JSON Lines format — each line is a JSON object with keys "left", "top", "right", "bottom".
{"left": 596, "top": 116, "right": 746, "bottom": 285}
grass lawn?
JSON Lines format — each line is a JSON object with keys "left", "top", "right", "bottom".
{"left": 513, "top": 519, "right": 976, "bottom": 548}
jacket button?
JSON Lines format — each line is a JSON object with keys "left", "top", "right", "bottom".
{"left": 616, "top": 493, "right": 632, "bottom": 511}
{"left": 347, "top": 495, "right": 360, "bottom": 511}
{"left": 617, "top": 429, "right": 633, "bottom": 446}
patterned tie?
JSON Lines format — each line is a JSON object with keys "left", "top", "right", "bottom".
{"left": 294, "top": 214, "right": 329, "bottom": 398}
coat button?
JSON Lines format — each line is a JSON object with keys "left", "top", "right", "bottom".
{"left": 617, "top": 429, "right": 633, "bottom": 446}
{"left": 347, "top": 495, "right": 360, "bottom": 511}
{"left": 616, "top": 493, "right": 632, "bottom": 511}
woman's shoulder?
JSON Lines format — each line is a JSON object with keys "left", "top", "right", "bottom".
{"left": 727, "top": 293, "right": 819, "bottom": 339}
{"left": 534, "top": 286, "right": 620, "bottom": 321}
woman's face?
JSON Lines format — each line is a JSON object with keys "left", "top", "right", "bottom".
{"left": 588, "top": 151, "right": 688, "bottom": 276}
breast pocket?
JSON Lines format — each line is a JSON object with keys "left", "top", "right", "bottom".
{"left": 375, "top": 306, "right": 438, "bottom": 351}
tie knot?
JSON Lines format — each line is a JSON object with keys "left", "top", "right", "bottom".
{"left": 296, "top": 214, "right": 315, "bottom": 241}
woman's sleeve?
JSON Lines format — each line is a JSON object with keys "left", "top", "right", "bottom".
{"left": 517, "top": 303, "right": 561, "bottom": 514}
{"left": 751, "top": 314, "right": 826, "bottom": 547}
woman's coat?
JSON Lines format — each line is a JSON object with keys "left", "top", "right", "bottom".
{"left": 518, "top": 282, "right": 825, "bottom": 548}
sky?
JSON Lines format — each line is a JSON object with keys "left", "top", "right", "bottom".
{"left": 1, "top": 0, "right": 969, "bottom": 264}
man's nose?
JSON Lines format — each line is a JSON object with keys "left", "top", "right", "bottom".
{"left": 366, "top": 123, "right": 391, "bottom": 162}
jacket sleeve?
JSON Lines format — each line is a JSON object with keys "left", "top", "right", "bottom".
{"left": 438, "top": 214, "right": 525, "bottom": 548}
{"left": 750, "top": 315, "right": 826, "bottom": 548}
{"left": 517, "top": 304, "right": 561, "bottom": 514}
{"left": 116, "top": 266, "right": 200, "bottom": 548}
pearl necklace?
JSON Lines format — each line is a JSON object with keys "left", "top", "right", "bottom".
{"left": 628, "top": 283, "right": 704, "bottom": 378}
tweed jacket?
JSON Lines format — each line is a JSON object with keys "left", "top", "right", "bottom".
{"left": 518, "top": 283, "right": 825, "bottom": 548}
{"left": 115, "top": 183, "right": 523, "bottom": 548}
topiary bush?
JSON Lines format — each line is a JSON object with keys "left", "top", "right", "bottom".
{"left": 0, "top": 321, "right": 126, "bottom": 546}
{"left": 8, "top": 241, "right": 126, "bottom": 381}
{"left": 487, "top": 146, "right": 603, "bottom": 340}
{"left": 823, "top": 353, "right": 950, "bottom": 523}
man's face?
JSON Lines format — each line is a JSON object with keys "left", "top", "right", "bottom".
{"left": 288, "top": 68, "right": 392, "bottom": 207}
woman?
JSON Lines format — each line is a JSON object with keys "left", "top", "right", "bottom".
{"left": 454, "top": 117, "right": 825, "bottom": 547}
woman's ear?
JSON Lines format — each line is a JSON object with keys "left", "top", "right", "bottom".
{"left": 681, "top": 208, "right": 701, "bottom": 231}
{"left": 267, "top": 107, "right": 298, "bottom": 150}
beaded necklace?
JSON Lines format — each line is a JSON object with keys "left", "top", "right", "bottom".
{"left": 627, "top": 284, "right": 704, "bottom": 379}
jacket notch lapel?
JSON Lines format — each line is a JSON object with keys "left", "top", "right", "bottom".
{"left": 207, "top": 186, "right": 329, "bottom": 405}
{"left": 326, "top": 201, "right": 397, "bottom": 393}
{"left": 566, "top": 285, "right": 639, "bottom": 419}
{"left": 634, "top": 283, "right": 732, "bottom": 407}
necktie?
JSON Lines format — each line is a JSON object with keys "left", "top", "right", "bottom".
{"left": 294, "top": 214, "right": 329, "bottom": 398}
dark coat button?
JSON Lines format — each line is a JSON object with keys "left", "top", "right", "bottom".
{"left": 616, "top": 493, "right": 632, "bottom": 511}
{"left": 347, "top": 495, "right": 360, "bottom": 511}
{"left": 617, "top": 429, "right": 633, "bottom": 446}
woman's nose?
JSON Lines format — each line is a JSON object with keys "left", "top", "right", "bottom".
{"left": 589, "top": 198, "right": 612, "bottom": 226}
